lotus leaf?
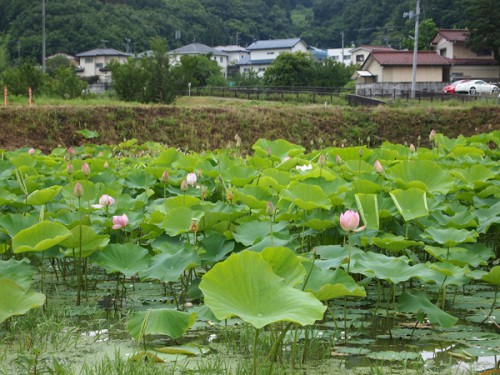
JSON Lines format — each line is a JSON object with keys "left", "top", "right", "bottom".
{"left": 220, "top": 164, "right": 259, "bottom": 187}
{"left": 155, "top": 343, "right": 210, "bottom": 356}
{"left": 232, "top": 185, "right": 273, "bottom": 209}
{"left": 398, "top": 291, "right": 458, "bottom": 328}
{"left": 0, "top": 188, "right": 20, "bottom": 206}
{"left": 0, "top": 213, "right": 38, "bottom": 237}
{"left": 281, "top": 183, "right": 331, "bottom": 211}
{"left": 315, "top": 245, "right": 364, "bottom": 270}
{"left": 366, "top": 351, "right": 421, "bottom": 361}
{"left": 388, "top": 160, "right": 455, "bottom": 194}
{"left": 232, "top": 220, "right": 288, "bottom": 246}
{"left": 371, "top": 234, "right": 422, "bottom": 252}
{"left": 26, "top": 185, "right": 62, "bottom": 206}
{"left": 162, "top": 207, "right": 200, "bottom": 236}
{"left": 421, "top": 227, "right": 478, "bottom": 247}
{"left": 260, "top": 246, "right": 305, "bottom": 286}
{"left": 163, "top": 195, "right": 200, "bottom": 210}
{"left": 125, "top": 169, "right": 155, "bottom": 190}
{"left": 139, "top": 248, "right": 199, "bottom": 283}
{"left": 303, "top": 266, "right": 366, "bottom": 300}
{"left": 355, "top": 193, "right": 379, "bottom": 230}
{"left": 245, "top": 234, "right": 293, "bottom": 253}
{"left": 475, "top": 201, "right": 500, "bottom": 234}
{"left": 481, "top": 266, "right": 500, "bottom": 285}
{"left": 0, "top": 278, "right": 46, "bottom": 324}
{"left": 59, "top": 225, "right": 110, "bottom": 257}
{"left": 0, "top": 258, "right": 35, "bottom": 289}
{"left": 261, "top": 168, "right": 291, "bottom": 186}
{"left": 199, "top": 250, "right": 326, "bottom": 329}
{"left": 128, "top": 308, "right": 196, "bottom": 340}
{"left": 452, "top": 165, "right": 494, "bottom": 189}
{"left": 252, "top": 138, "right": 305, "bottom": 160}
{"left": 12, "top": 221, "right": 71, "bottom": 253}
{"left": 94, "top": 243, "right": 150, "bottom": 278}
{"left": 199, "top": 232, "right": 235, "bottom": 265}
{"left": 351, "top": 252, "right": 414, "bottom": 284}
{"left": 390, "top": 188, "right": 428, "bottom": 221}
{"left": 424, "top": 244, "right": 493, "bottom": 267}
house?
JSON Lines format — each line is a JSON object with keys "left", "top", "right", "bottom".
{"left": 327, "top": 48, "right": 353, "bottom": 65}
{"left": 350, "top": 45, "right": 396, "bottom": 65}
{"left": 353, "top": 51, "right": 450, "bottom": 83}
{"left": 214, "top": 45, "right": 249, "bottom": 64}
{"left": 430, "top": 29, "right": 499, "bottom": 81}
{"left": 75, "top": 48, "right": 131, "bottom": 83}
{"left": 168, "top": 43, "right": 229, "bottom": 78}
{"left": 236, "top": 38, "right": 309, "bottom": 76}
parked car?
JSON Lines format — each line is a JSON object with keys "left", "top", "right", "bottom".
{"left": 442, "top": 79, "right": 469, "bottom": 94}
{"left": 454, "top": 80, "right": 499, "bottom": 95}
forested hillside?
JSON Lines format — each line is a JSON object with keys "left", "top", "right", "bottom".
{"left": 0, "top": 0, "right": 493, "bottom": 69}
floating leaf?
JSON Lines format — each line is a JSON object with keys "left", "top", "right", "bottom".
{"left": 0, "top": 279, "right": 46, "bottom": 323}
{"left": 367, "top": 351, "right": 420, "bottom": 361}
{"left": 12, "top": 221, "right": 71, "bottom": 253}
{"left": 128, "top": 308, "right": 196, "bottom": 340}
{"left": 398, "top": 291, "right": 458, "bottom": 328}
{"left": 199, "top": 250, "right": 325, "bottom": 329}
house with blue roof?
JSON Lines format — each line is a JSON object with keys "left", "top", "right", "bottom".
{"left": 236, "top": 38, "right": 309, "bottom": 76}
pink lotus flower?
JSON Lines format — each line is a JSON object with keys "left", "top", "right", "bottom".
{"left": 340, "top": 210, "right": 366, "bottom": 232}
{"left": 68, "top": 146, "right": 75, "bottom": 156}
{"left": 82, "top": 162, "right": 90, "bottom": 176}
{"left": 186, "top": 172, "right": 197, "bottom": 186}
{"left": 67, "top": 162, "right": 74, "bottom": 175}
{"left": 99, "top": 194, "right": 115, "bottom": 206}
{"left": 112, "top": 213, "right": 129, "bottom": 230}
{"left": 28, "top": 148, "right": 36, "bottom": 155}
{"left": 374, "top": 160, "right": 383, "bottom": 174}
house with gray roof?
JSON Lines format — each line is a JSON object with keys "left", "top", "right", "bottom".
{"left": 236, "top": 38, "right": 309, "bottom": 76}
{"left": 168, "top": 43, "right": 229, "bottom": 77}
{"left": 75, "top": 48, "right": 131, "bottom": 83}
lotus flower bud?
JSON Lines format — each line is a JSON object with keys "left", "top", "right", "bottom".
{"left": 318, "top": 154, "right": 327, "bottom": 167}
{"left": 180, "top": 179, "right": 188, "bottom": 191}
{"left": 409, "top": 144, "right": 416, "bottom": 153}
{"left": 200, "top": 185, "right": 207, "bottom": 201}
{"left": 161, "top": 170, "right": 169, "bottom": 183}
{"left": 186, "top": 172, "right": 197, "bottom": 187}
{"left": 99, "top": 194, "right": 115, "bottom": 206}
{"left": 374, "top": 160, "right": 383, "bottom": 174}
{"left": 226, "top": 189, "right": 234, "bottom": 202}
{"left": 189, "top": 219, "right": 199, "bottom": 234}
{"left": 340, "top": 210, "right": 365, "bottom": 232}
{"left": 67, "top": 162, "right": 74, "bottom": 175}
{"left": 429, "top": 129, "right": 436, "bottom": 142}
{"left": 82, "top": 162, "right": 90, "bottom": 176}
{"left": 74, "top": 181, "right": 84, "bottom": 198}
{"left": 112, "top": 213, "right": 129, "bottom": 230}
{"left": 359, "top": 148, "right": 364, "bottom": 157}
{"left": 266, "top": 201, "right": 275, "bottom": 216}
{"left": 68, "top": 146, "right": 75, "bottom": 156}
{"left": 336, "top": 155, "right": 342, "bottom": 165}
{"left": 103, "top": 161, "right": 109, "bottom": 169}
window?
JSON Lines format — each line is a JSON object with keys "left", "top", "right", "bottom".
{"left": 332, "top": 56, "right": 339, "bottom": 61}
{"left": 220, "top": 56, "right": 223, "bottom": 62}
{"left": 96, "top": 63, "right": 103, "bottom": 69}
{"left": 258, "top": 68, "right": 265, "bottom": 72}
{"left": 85, "top": 57, "right": 93, "bottom": 63}
{"left": 266, "top": 52, "right": 275, "bottom": 55}
{"left": 356, "top": 55, "right": 364, "bottom": 62}
{"left": 439, "top": 48, "right": 447, "bottom": 57}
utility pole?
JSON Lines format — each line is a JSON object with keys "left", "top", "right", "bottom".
{"left": 341, "top": 31, "right": 344, "bottom": 64}
{"left": 41, "top": 0, "right": 46, "bottom": 73}
{"left": 410, "top": 0, "right": 420, "bottom": 99}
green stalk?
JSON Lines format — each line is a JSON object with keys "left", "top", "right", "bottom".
{"left": 482, "top": 285, "right": 498, "bottom": 324}
{"left": 253, "top": 328, "right": 260, "bottom": 375}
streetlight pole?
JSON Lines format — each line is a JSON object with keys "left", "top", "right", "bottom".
{"left": 41, "top": 0, "right": 46, "bottom": 73}
{"left": 410, "top": 0, "right": 420, "bottom": 99}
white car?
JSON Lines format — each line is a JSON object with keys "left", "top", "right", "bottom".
{"left": 454, "top": 80, "right": 499, "bottom": 95}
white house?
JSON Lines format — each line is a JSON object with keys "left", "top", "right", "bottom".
{"left": 350, "top": 45, "right": 396, "bottom": 65}
{"left": 75, "top": 48, "right": 131, "bottom": 83}
{"left": 327, "top": 48, "right": 353, "bottom": 65}
{"left": 236, "top": 38, "right": 309, "bottom": 76}
{"left": 214, "top": 45, "right": 249, "bottom": 64}
{"left": 168, "top": 43, "right": 229, "bottom": 78}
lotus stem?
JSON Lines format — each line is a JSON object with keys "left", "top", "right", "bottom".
{"left": 253, "top": 327, "right": 260, "bottom": 375}
{"left": 481, "top": 285, "right": 498, "bottom": 324}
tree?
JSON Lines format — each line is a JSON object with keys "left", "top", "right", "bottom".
{"left": 171, "top": 54, "right": 225, "bottom": 90}
{"left": 109, "top": 58, "right": 147, "bottom": 102}
{"left": 0, "top": 61, "right": 45, "bottom": 95}
{"left": 48, "top": 66, "right": 87, "bottom": 99}
{"left": 263, "top": 52, "right": 313, "bottom": 87}
{"left": 310, "top": 59, "right": 356, "bottom": 87}
{"left": 465, "top": 0, "right": 500, "bottom": 64}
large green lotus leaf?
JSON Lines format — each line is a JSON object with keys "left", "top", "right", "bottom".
{"left": 414, "top": 262, "right": 468, "bottom": 286}
{"left": 342, "top": 160, "right": 374, "bottom": 175}
{"left": 429, "top": 262, "right": 468, "bottom": 278}
{"left": 449, "top": 146, "right": 486, "bottom": 159}
{"left": 198, "top": 202, "right": 247, "bottom": 231}
{"left": 390, "top": 188, "right": 428, "bottom": 221}
{"left": 162, "top": 207, "right": 199, "bottom": 236}
{"left": 482, "top": 266, "right": 500, "bottom": 285}
{"left": 245, "top": 234, "right": 293, "bottom": 253}
{"left": 199, "top": 250, "right": 325, "bottom": 329}
{"left": 281, "top": 183, "right": 331, "bottom": 211}
{"left": 261, "top": 247, "right": 305, "bottom": 286}
{"left": 94, "top": 243, "right": 150, "bottom": 278}
{"left": 0, "top": 279, "right": 46, "bottom": 324}
{"left": 124, "top": 169, "right": 155, "bottom": 190}
{"left": 476, "top": 201, "right": 500, "bottom": 234}
{"left": 252, "top": 138, "right": 305, "bottom": 160}
{"left": 0, "top": 258, "right": 35, "bottom": 289}
{"left": 355, "top": 193, "right": 378, "bottom": 230}
{"left": 424, "top": 244, "right": 493, "bottom": 267}
{"left": 0, "top": 213, "right": 38, "bottom": 237}
{"left": 12, "top": 221, "right": 71, "bottom": 254}
{"left": 139, "top": 248, "right": 199, "bottom": 283}
{"left": 421, "top": 227, "right": 478, "bottom": 247}
{"left": 303, "top": 266, "right": 366, "bottom": 300}
{"left": 452, "top": 165, "right": 494, "bottom": 189}
{"left": 163, "top": 195, "right": 200, "bottom": 210}
{"left": 261, "top": 168, "right": 291, "bottom": 186}
{"left": 388, "top": 160, "right": 455, "bottom": 194}
{"left": 0, "top": 160, "right": 14, "bottom": 179}
{"left": 199, "top": 232, "right": 235, "bottom": 265}
{"left": 61, "top": 180, "right": 99, "bottom": 202}
{"left": 372, "top": 234, "right": 423, "bottom": 253}
{"left": 152, "top": 148, "right": 183, "bottom": 168}
{"left": 300, "top": 209, "right": 336, "bottom": 231}
{"left": 315, "top": 245, "right": 364, "bottom": 270}
{"left": 351, "top": 252, "right": 413, "bottom": 284}
{"left": 233, "top": 186, "right": 273, "bottom": 209}
{"left": 59, "top": 225, "right": 109, "bottom": 255}
{"left": 26, "top": 185, "right": 62, "bottom": 206}
{"left": 253, "top": 175, "right": 281, "bottom": 192}
{"left": 233, "top": 220, "right": 288, "bottom": 246}
{"left": 128, "top": 308, "right": 196, "bottom": 340}
{"left": 430, "top": 209, "right": 477, "bottom": 229}
{"left": 220, "top": 164, "right": 259, "bottom": 187}
{"left": 398, "top": 291, "right": 458, "bottom": 328}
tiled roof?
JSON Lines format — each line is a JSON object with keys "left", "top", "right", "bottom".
{"left": 214, "top": 45, "right": 248, "bottom": 53}
{"left": 236, "top": 56, "right": 274, "bottom": 66}
{"left": 76, "top": 48, "right": 131, "bottom": 57}
{"left": 369, "top": 51, "right": 450, "bottom": 66}
{"left": 169, "top": 43, "right": 228, "bottom": 56}
{"left": 430, "top": 29, "right": 469, "bottom": 45}
{"left": 447, "top": 58, "right": 498, "bottom": 66}
{"left": 351, "top": 45, "right": 395, "bottom": 53}
{"left": 247, "top": 38, "right": 306, "bottom": 50}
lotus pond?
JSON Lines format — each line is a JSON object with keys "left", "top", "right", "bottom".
{"left": 0, "top": 131, "right": 499, "bottom": 374}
